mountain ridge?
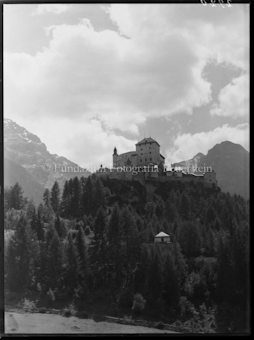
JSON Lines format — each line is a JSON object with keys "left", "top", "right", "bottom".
{"left": 4, "top": 118, "right": 91, "bottom": 205}
{"left": 173, "top": 141, "right": 249, "bottom": 199}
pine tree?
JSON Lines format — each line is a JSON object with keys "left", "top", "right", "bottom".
{"left": 81, "top": 176, "right": 94, "bottom": 217}
{"left": 107, "top": 204, "right": 123, "bottom": 287}
{"left": 43, "top": 189, "right": 51, "bottom": 208}
{"left": 25, "top": 200, "right": 36, "bottom": 224}
{"left": 8, "top": 182, "right": 26, "bottom": 210}
{"left": 5, "top": 212, "right": 39, "bottom": 293}
{"left": 180, "top": 192, "right": 191, "bottom": 220}
{"left": 165, "top": 199, "right": 178, "bottom": 223}
{"left": 76, "top": 228, "right": 88, "bottom": 284}
{"left": 171, "top": 239, "right": 187, "bottom": 288}
{"left": 60, "top": 181, "right": 71, "bottom": 218}
{"left": 89, "top": 207, "right": 108, "bottom": 288}
{"left": 216, "top": 232, "right": 235, "bottom": 303}
{"left": 162, "top": 251, "right": 180, "bottom": 309}
{"left": 148, "top": 245, "right": 162, "bottom": 300}
{"left": 70, "top": 177, "right": 81, "bottom": 218}
{"left": 50, "top": 181, "right": 60, "bottom": 213}
{"left": 36, "top": 204, "right": 45, "bottom": 241}
{"left": 29, "top": 202, "right": 38, "bottom": 234}
{"left": 64, "top": 233, "right": 80, "bottom": 295}
{"left": 121, "top": 205, "right": 139, "bottom": 275}
{"left": 179, "top": 221, "right": 202, "bottom": 257}
{"left": 134, "top": 243, "right": 150, "bottom": 296}
{"left": 93, "top": 177, "right": 106, "bottom": 214}
{"left": 46, "top": 231, "right": 64, "bottom": 290}
{"left": 54, "top": 214, "right": 62, "bottom": 238}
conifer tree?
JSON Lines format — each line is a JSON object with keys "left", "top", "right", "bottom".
{"left": 70, "top": 177, "right": 81, "bottom": 218}
{"left": 216, "top": 232, "right": 235, "bottom": 302}
{"left": 81, "top": 176, "right": 94, "bottom": 217}
{"left": 46, "top": 231, "right": 64, "bottom": 290}
{"left": 54, "top": 214, "right": 62, "bottom": 238}
{"left": 50, "top": 181, "right": 60, "bottom": 213}
{"left": 60, "top": 181, "right": 71, "bottom": 218}
{"left": 107, "top": 204, "right": 123, "bottom": 286}
{"left": 179, "top": 221, "right": 202, "bottom": 257}
{"left": 25, "top": 200, "right": 36, "bottom": 224}
{"left": 43, "top": 189, "right": 51, "bottom": 208}
{"left": 36, "top": 204, "right": 45, "bottom": 241}
{"left": 76, "top": 227, "right": 88, "bottom": 284}
{"left": 29, "top": 202, "right": 38, "bottom": 234}
{"left": 134, "top": 243, "right": 150, "bottom": 296}
{"left": 8, "top": 182, "right": 26, "bottom": 210}
{"left": 5, "top": 213, "right": 39, "bottom": 293}
{"left": 171, "top": 239, "right": 187, "bottom": 288}
{"left": 165, "top": 199, "right": 178, "bottom": 223}
{"left": 180, "top": 192, "right": 191, "bottom": 220}
{"left": 162, "top": 251, "right": 180, "bottom": 309}
{"left": 148, "top": 245, "right": 162, "bottom": 300}
{"left": 89, "top": 207, "right": 108, "bottom": 288}
{"left": 93, "top": 177, "right": 106, "bottom": 214}
{"left": 64, "top": 233, "right": 80, "bottom": 295}
{"left": 121, "top": 205, "right": 139, "bottom": 275}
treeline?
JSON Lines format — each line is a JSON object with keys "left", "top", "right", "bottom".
{"left": 4, "top": 177, "right": 249, "bottom": 332}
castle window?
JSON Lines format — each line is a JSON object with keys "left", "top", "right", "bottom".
{"left": 150, "top": 158, "right": 152, "bottom": 161}
{"left": 141, "top": 153, "right": 143, "bottom": 155}
{"left": 140, "top": 159, "right": 142, "bottom": 162}
{"left": 149, "top": 152, "right": 151, "bottom": 154}
{"left": 145, "top": 158, "right": 147, "bottom": 161}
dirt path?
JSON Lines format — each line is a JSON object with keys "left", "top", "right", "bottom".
{"left": 5, "top": 312, "right": 177, "bottom": 334}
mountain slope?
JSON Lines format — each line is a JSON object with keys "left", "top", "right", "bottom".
{"left": 4, "top": 118, "right": 91, "bottom": 204}
{"left": 173, "top": 141, "right": 249, "bottom": 199}
{"left": 4, "top": 156, "right": 45, "bottom": 206}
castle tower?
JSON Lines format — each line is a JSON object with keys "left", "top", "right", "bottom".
{"left": 113, "top": 147, "right": 118, "bottom": 167}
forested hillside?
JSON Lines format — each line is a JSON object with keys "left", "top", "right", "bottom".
{"left": 4, "top": 176, "right": 250, "bottom": 333}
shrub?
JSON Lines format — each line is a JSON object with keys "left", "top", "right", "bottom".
{"left": 21, "top": 298, "right": 36, "bottom": 312}
{"left": 63, "top": 308, "right": 72, "bottom": 317}
{"left": 39, "top": 307, "right": 46, "bottom": 313}
{"left": 93, "top": 314, "right": 106, "bottom": 322}
{"left": 132, "top": 293, "right": 146, "bottom": 314}
{"left": 63, "top": 304, "right": 76, "bottom": 317}
{"left": 155, "top": 321, "right": 164, "bottom": 329}
{"left": 46, "top": 288, "right": 55, "bottom": 305}
{"left": 117, "top": 288, "right": 133, "bottom": 308}
{"left": 84, "top": 226, "right": 90, "bottom": 236}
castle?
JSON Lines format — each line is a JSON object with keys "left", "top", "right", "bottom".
{"left": 95, "top": 137, "right": 217, "bottom": 198}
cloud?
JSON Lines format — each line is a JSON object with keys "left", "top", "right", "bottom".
{"left": 109, "top": 4, "right": 249, "bottom": 71}
{"left": 10, "top": 115, "right": 137, "bottom": 169}
{"left": 33, "top": 4, "right": 71, "bottom": 15}
{"left": 210, "top": 74, "right": 249, "bottom": 119}
{"left": 165, "top": 123, "right": 249, "bottom": 163}
{"left": 4, "top": 4, "right": 249, "bottom": 166}
{"left": 4, "top": 12, "right": 213, "bottom": 136}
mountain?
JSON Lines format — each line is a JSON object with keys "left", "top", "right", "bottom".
{"left": 4, "top": 156, "right": 46, "bottom": 206}
{"left": 4, "top": 118, "right": 91, "bottom": 205}
{"left": 173, "top": 141, "right": 249, "bottom": 199}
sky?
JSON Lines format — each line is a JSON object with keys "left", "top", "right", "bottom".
{"left": 4, "top": 3, "right": 249, "bottom": 169}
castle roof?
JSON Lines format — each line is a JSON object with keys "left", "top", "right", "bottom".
{"left": 118, "top": 151, "right": 136, "bottom": 156}
{"left": 136, "top": 137, "right": 160, "bottom": 147}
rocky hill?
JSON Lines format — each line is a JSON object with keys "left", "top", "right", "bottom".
{"left": 173, "top": 141, "right": 249, "bottom": 199}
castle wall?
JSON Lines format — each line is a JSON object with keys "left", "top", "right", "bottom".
{"left": 114, "top": 151, "right": 137, "bottom": 167}
{"left": 136, "top": 142, "right": 161, "bottom": 167}
{"left": 100, "top": 139, "right": 217, "bottom": 192}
